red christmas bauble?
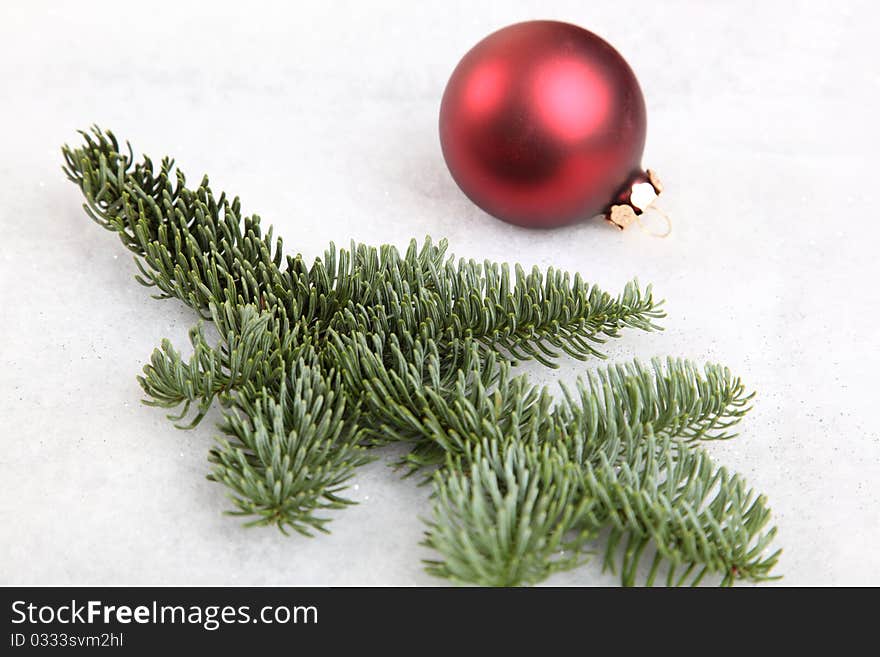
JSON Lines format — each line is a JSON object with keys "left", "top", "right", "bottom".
{"left": 439, "top": 21, "right": 653, "bottom": 228}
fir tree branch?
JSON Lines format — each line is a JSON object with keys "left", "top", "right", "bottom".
{"left": 209, "top": 357, "right": 370, "bottom": 536}
{"left": 422, "top": 424, "right": 778, "bottom": 587}
{"left": 423, "top": 441, "right": 593, "bottom": 586}
{"left": 62, "top": 127, "right": 780, "bottom": 586}
{"left": 448, "top": 261, "right": 664, "bottom": 366}
{"left": 579, "top": 428, "right": 780, "bottom": 586}
{"left": 62, "top": 127, "right": 664, "bottom": 367}
{"left": 555, "top": 357, "right": 754, "bottom": 457}
{"left": 139, "top": 302, "right": 280, "bottom": 428}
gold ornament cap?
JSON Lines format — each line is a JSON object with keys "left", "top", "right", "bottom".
{"left": 606, "top": 169, "right": 664, "bottom": 230}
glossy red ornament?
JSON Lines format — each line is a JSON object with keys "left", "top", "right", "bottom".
{"left": 439, "top": 20, "right": 657, "bottom": 228}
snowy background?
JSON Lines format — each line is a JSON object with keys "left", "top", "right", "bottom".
{"left": 1, "top": 0, "right": 877, "bottom": 585}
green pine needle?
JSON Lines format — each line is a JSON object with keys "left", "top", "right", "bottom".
{"left": 62, "top": 126, "right": 780, "bottom": 586}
